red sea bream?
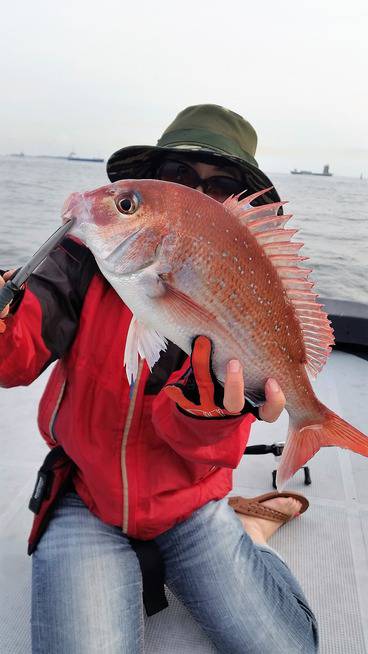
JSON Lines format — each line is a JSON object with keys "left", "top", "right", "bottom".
{"left": 62, "top": 179, "right": 368, "bottom": 488}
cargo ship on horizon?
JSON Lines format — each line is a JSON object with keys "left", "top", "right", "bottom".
{"left": 291, "top": 164, "right": 333, "bottom": 177}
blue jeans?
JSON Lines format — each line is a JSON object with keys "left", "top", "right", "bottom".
{"left": 31, "top": 492, "right": 318, "bottom": 654}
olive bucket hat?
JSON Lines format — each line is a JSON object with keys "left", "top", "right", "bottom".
{"left": 106, "top": 104, "right": 280, "bottom": 205}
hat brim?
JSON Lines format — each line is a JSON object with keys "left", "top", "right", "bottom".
{"left": 106, "top": 145, "right": 281, "bottom": 206}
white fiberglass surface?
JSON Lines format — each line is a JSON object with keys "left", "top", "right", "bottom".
{"left": 0, "top": 350, "right": 367, "bottom": 653}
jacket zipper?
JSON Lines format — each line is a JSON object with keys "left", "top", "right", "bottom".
{"left": 121, "top": 360, "right": 144, "bottom": 533}
{"left": 49, "top": 379, "right": 67, "bottom": 443}
{"left": 200, "top": 465, "right": 217, "bottom": 481}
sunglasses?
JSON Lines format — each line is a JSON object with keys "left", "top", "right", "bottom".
{"left": 156, "top": 159, "right": 246, "bottom": 202}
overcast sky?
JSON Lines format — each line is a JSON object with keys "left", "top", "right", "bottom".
{"left": 1, "top": 0, "right": 367, "bottom": 176}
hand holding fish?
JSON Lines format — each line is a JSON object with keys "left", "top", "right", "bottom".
{"left": 163, "top": 336, "right": 286, "bottom": 421}
{"left": 223, "top": 360, "right": 286, "bottom": 422}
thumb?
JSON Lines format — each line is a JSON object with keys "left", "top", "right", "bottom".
{"left": 258, "top": 378, "right": 286, "bottom": 422}
{"left": 163, "top": 384, "right": 186, "bottom": 405}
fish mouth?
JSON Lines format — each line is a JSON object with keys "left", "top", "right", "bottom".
{"left": 61, "top": 192, "right": 92, "bottom": 240}
{"left": 61, "top": 192, "right": 82, "bottom": 221}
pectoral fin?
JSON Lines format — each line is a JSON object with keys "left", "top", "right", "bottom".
{"left": 124, "top": 316, "right": 168, "bottom": 384}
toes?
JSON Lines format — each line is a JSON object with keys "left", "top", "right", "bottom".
{"left": 287, "top": 500, "right": 297, "bottom": 515}
{"left": 290, "top": 498, "right": 302, "bottom": 515}
{"left": 270, "top": 497, "right": 303, "bottom": 516}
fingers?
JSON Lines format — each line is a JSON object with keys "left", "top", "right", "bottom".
{"left": 191, "top": 336, "right": 213, "bottom": 388}
{"left": 3, "top": 269, "right": 16, "bottom": 281}
{"left": 0, "top": 275, "right": 9, "bottom": 329}
{"left": 0, "top": 270, "right": 16, "bottom": 320}
{"left": 258, "top": 378, "right": 286, "bottom": 422}
{"left": 190, "top": 336, "right": 216, "bottom": 406}
{"left": 223, "top": 360, "right": 245, "bottom": 413}
{"left": 0, "top": 277, "right": 9, "bottom": 320}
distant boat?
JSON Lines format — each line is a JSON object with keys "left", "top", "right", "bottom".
{"left": 67, "top": 151, "right": 104, "bottom": 163}
{"left": 291, "top": 164, "right": 333, "bottom": 177}
{"left": 8, "top": 152, "right": 104, "bottom": 163}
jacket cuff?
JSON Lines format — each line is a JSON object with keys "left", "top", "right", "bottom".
{"left": 154, "top": 386, "right": 255, "bottom": 443}
{"left": 176, "top": 402, "right": 260, "bottom": 421}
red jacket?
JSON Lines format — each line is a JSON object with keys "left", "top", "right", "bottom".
{"left": 0, "top": 238, "right": 255, "bottom": 540}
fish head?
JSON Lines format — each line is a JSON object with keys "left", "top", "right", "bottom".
{"left": 61, "top": 179, "right": 176, "bottom": 276}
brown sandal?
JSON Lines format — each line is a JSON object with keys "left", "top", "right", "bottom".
{"left": 228, "top": 491, "right": 309, "bottom": 524}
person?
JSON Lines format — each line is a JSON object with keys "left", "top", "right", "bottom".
{"left": 0, "top": 104, "right": 318, "bottom": 653}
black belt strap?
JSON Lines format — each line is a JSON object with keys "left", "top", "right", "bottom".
{"left": 29, "top": 446, "right": 73, "bottom": 514}
{"left": 129, "top": 537, "right": 168, "bottom": 616}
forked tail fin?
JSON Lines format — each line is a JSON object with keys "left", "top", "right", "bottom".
{"left": 276, "top": 406, "right": 368, "bottom": 490}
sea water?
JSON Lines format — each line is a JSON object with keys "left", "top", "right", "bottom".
{"left": 0, "top": 156, "right": 367, "bottom": 305}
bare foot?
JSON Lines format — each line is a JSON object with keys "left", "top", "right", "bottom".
{"left": 235, "top": 497, "right": 303, "bottom": 546}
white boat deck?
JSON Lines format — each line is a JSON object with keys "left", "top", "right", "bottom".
{"left": 1, "top": 349, "right": 367, "bottom": 653}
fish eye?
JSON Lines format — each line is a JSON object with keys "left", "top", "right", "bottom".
{"left": 117, "top": 194, "right": 140, "bottom": 214}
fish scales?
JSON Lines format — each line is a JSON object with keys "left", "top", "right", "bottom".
{"left": 168, "top": 197, "right": 309, "bottom": 407}
{"left": 62, "top": 179, "right": 368, "bottom": 488}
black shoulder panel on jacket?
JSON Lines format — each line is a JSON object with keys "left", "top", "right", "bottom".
{"left": 28, "top": 237, "right": 98, "bottom": 361}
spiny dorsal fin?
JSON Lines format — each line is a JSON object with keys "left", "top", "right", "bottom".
{"left": 223, "top": 189, "right": 334, "bottom": 376}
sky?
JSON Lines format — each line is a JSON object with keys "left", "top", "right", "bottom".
{"left": 1, "top": 0, "right": 367, "bottom": 177}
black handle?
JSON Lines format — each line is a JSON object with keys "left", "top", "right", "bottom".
{"left": 244, "top": 443, "right": 285, "bottom": 456}
{"left": 245, "top": 444, "right": 273, "bottom": 455}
